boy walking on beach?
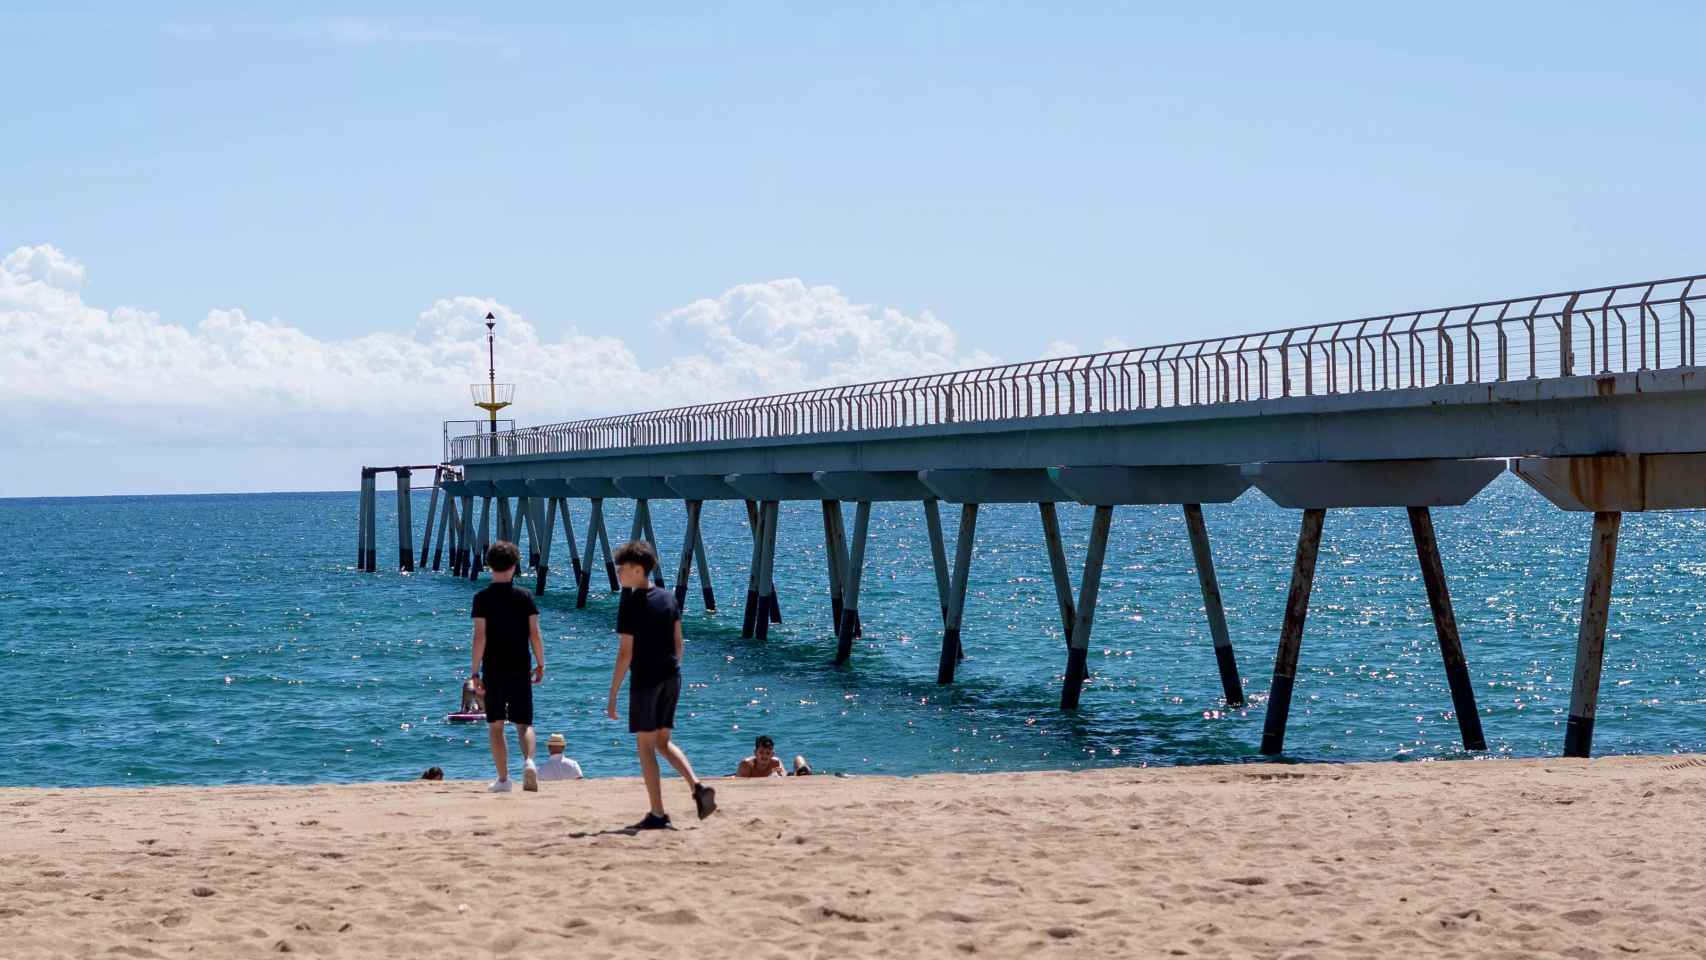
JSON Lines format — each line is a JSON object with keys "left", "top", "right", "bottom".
{"left": 470, "top": 541, "right": 545, "bottom": 793}
{"left": 606, "top": 540, "right": 716, "bottom": 829}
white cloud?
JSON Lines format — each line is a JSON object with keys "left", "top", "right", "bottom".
{"left": 0, "top": 245, "right": 993, "bottom": 457}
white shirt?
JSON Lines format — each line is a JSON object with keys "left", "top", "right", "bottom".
{"left": 537, "top": 754, "right": 583, "bottom": 781}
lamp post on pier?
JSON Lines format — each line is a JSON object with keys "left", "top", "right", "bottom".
{"left": 471, "top": 311, "right": 514, "bottom": 458}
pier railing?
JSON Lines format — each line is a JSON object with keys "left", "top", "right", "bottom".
{"left": 447, "top": 274, "right": 1702, "bottom": 461}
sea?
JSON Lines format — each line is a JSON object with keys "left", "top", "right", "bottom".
{"left": 3, "top": 473, "right": 1704, "bottom": 788}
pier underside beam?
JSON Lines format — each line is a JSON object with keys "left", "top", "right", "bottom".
{"left": 1045, "top": 465, "right": 1249, "bottom": 506}
{"left": 665, "top": 474, "right": 743, "bottom": 502}
{"left": 1513, "top": 453, "right": 1706, "bottom": 512}
{"left": 1061, "top": 504, "right": 1115, "bottom": 710}
{"left": 1260, "top": 508, "right": 1325, "bottom": 754}
{"left": 918, "top": 468, "right": 1065, "bottom": 504}
{"left": 814, "top": 470, "right": 936, "bottom": 502}
{"left": 1243, "top": 458, "right": 1505, "bottom": 510}
{"left": 1183, "top": 503, "right": 1245, "bottom": 708}
{"left": 938, "top": 502, "right": 979, "bottom": 684}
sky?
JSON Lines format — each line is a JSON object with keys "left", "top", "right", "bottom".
{"left": 3, "top": 3, "right": 1704, "bottom": 496}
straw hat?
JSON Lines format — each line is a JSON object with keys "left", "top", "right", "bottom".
{"left": 547, "top": 733, "right": 567, "bottom": 749}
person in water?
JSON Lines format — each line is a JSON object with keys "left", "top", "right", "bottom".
{"left": 605, "top": 540, "right": 716, "bottom": 829}
{"left": 470, "top": 540, "right": 545, "bottom": 793}
{"left": 536, "top": 733, "right": 583, "bottom": 781}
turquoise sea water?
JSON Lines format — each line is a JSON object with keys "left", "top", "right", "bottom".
{"left": 2, "top": 474, "right": 1704, "bottom": 788}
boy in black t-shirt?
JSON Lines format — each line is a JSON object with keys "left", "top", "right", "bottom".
{"left": 470, "top": 540, "right": 545, "bottom": 793}
{"left": 606, "top": 539, "right": 716, "bottom": 829}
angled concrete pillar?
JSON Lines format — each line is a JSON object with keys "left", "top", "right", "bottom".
{"left": 1183, "top": 503, "right": 1243, "bottom": 708}
{"left": 673, "top": 500, "right": 703, "bottom": 611}
{"left": 923, "top": 498, "right": 951, "bottom": 627}
{"left": 937, "top": 502, "right": 979, "bottom": 684}
{"left": 835, "top": 501, "right": 872, "bottom": 665}
{"left": 755, "top": 500, "right": 781, "bottom": 640}
{"left": 419, "top": 467, "right": 442, "bottom": 570}
{"left": 693, "top": 521, "right": 716, "bottom": 612}
{"left": 741, "top": 500, "right": 762, "bottom": 638}
{"left": 1061, "top": 504, "right": 1115, "bottom": 710}
{"left": 1246, "top": 459, "right": 1502, "bottom": 756}
{"left": 1260, "top": 508, "right": 1325, "bottom": 755}
{"left": 1047, "top": 465, "right": 1250, "bottom": 708}
{"left": 1038, "top": 502, "right": 1075, "bottom": 643}
{"left": 821, "top": 500, "right": 846, "bottom": 634}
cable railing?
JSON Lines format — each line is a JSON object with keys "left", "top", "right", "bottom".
{"left": 446, "top": 274, "right": 1702, "bottom": 462}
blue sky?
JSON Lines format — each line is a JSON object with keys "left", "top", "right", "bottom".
{"left": 3, "top": 3, "right": 1704, "bottom": 495}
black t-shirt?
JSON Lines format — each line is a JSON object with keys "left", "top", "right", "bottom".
{"left": 471, "top": 581, "right": 539, "bottom": 674}
{"left": 616, "top": 586, "right": 681, "bottom": 687}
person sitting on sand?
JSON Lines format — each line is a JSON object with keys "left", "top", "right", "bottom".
{"left": 460, "top": 678, "right": 485, "bottom": 715}
{"left": 736, "top": 735, "right": 791, "bottom": 778}
{"left": 536, "top": 733, "right": 584, "bottom": 782}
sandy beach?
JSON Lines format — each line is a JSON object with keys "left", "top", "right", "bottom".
{"left": 4, "top": 756, "right": 1705, "bottom": 959}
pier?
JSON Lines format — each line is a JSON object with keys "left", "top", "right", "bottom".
{"left": 366, "top": 273, "right": 1706, "bottom": 759}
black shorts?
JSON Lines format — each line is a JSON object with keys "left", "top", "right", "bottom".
{"left": 482, "top": 671, "right": 533, "bottom": 727}
{"left": 629, "top": 673, "right": 681, "bottom": 733}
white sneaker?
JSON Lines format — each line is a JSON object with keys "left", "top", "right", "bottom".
{"left": 487, "top": 779, "right": 512, "bottom": 793}
{"left": 522, "top": 762, "right": 539, "bottom": 793}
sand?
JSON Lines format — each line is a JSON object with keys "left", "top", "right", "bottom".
{"left": 3, "top": 756, "right": 1705, "bottom": 959}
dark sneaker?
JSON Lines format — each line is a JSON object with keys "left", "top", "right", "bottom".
{"left": 692, "top": 783, "right": 717, "bottom": 820}
{"left": 631, "top": 813, "right": 672, "bottom": 831}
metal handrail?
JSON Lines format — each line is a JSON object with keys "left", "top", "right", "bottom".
{"left": 446, "top": 273, "right": 1705, "bottom": 461}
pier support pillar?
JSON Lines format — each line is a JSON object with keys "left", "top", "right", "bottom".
{"left": 1039, "top": 502, "right": 1075, "bottom": 642}
{"left": 835, "top": 501, "right": 872, "bottom": 665}
{"left": 358, "top": 469, "right": 377, "bottom": 572}
{"left": 496, "top": 497, "right": 513, "bottom": 544}
{"left": 533, "top": 497, "right": 554, "bottom": 596}
{"left": 1407, "top": 506, "right": 1487, "bottom": 751}
{"left": 460, "top": 495, "right": 476, "bottom": 577}
{"left": 822, "top": 500, "right": 846, "bottom": 633}
{"left": 434, "top": 495, "right": 455, "bottom": 572}
{"left": 937, "top": 503, "right": 979, "bottom": 684}
{"left": 741, "top": 501, "right": 761, "bottom": 636}
{"left": 923, "top": 499, "right": 952, "bottom": 628}
{"left": 1259, "top": 508, "right": 1325, "bottom": 756}
{"left": 576, "top": 498, "right": 612, "bottom": 607}
{"left": 1061, "top": 504, "right": 1115, "bottom": 709}
{"left": 1566, "top": 511, "right": 1622, "bottom": 758}
{"left": 554, "top": 498, "right": 584, "bottom": 589}
{"left": 1184, "top": 503, "right": 1244, "bottom": 708}
{"left": 673, "top": 500, "right": 704, "bottom": 611}
{"left": 755, "top": 500, "right": 781, "bottom": 640}
{"left": 694, "top": 521, "right": 717, "bottom": 612}
{"left": 419, "top": 467, "right": 442, "bottom": 570}
{"left": 472, "top": 497, "right": 492, "bottom": 581}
